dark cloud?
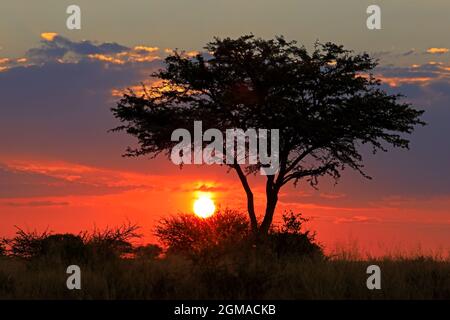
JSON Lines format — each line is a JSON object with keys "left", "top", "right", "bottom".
{"left": 4, "top": 200, "right": 69, "bottom": 207}
{"left": 26, "top": 35, "right": 129, "bottom": 63}
{"left": 334, "top": 215, "right": 382, "bottom": 224}
{"left": 375, "top": 62, "right": 449, "bottom": 79}
{"left": 402, "top": 49, "right": 416, "bottom": 57}
{"left": 0, "top": 37, "right": 164, "bottom": 171}
{"left": 0, "top": 165, "right": 135, "bottom": 198}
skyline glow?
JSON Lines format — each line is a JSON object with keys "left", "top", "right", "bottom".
{"left": 1, "top": 1, "right": 449, "bottom": 256}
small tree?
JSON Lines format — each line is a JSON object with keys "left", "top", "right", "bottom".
{"left": 2, "top": 223, "right": 141, "bottom": 261}
{"left": 87, "top": 223, "right": 142, "bottom": 259}
{"left": 269, "top": 211, "right": 322, "bottom": 258}
{"left": 3, "top": 227, "right": 52, "bottom": 259}
{"left": 112, "top": 35, "right": 424, "bottom": 237}
{"left": 155, "top": 209, "right": 249, "bottom": 257}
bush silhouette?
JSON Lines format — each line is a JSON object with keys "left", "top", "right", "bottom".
{"left": 134, "top": 244, "right": 163, "bottom": 259}
{"left": 2, "top": 223, "right": 141, "bottom": 262}
{"left": 39, "top": 234, "right": 87, "bottom": 262}
{"left": 155, "top": 209, "right": 250, "bottom": 259}
{"left": 3, "top": 227, "right": 52, "bottom": 259}
{"left": 155, "top": 209, "right": 322, "bottom": 260}
{"left": 86, "top": 223, "right": 141, "bottom": 260}
{"left": 265, "top": 211, "right": 323, "bottom": 259}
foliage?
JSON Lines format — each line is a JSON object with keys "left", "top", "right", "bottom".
{"left": 112, "top": 35, "right": 425, "bottom": 235}
{"left": 1, "top": 223, "right": 142, "bottom": 261}
{"left": 154, "top": 209, "right": 323, "bottom": 260}
{"left": 155, "top": 209, "right": 250, "bottom": 258}
{"left": 87, "top": 223, "right": 142, "bottom": 260}
{"left": 267, "top": 211, "right": 323, "bottom": 259}
{"left": 133, "top": 244, "right": 163, "bottom": 259}
{"left": 2, "top": 227, "right": 53, "bottom": 259}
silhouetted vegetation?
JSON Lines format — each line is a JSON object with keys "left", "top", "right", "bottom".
{"left": 134, "top": 244, "right": 163, "bottom": 260}
{"left": 112, "top": 35, "right": 425, "bottom": 237}
{"left": 0, "top": 212, "right": 448, "bottom": 299}
{"left": 155, "top": 209, "right": 250, "bottom": 258}
{"left": 155, "top": 209, "right": 323, "bottom": 263}
{"left": 1, "top": 223, "right": 142, "bottom": 263}
{"left": 264, "top": 211, "right": 322, "bottom": 259}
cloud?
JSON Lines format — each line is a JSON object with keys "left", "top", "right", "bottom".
{"left": 0, "top": 34, "right": 166, "bottom": 171}
{"left": 5, "top": 200, "right": 69, "bottom": 207}
{"left": 25, "top": 33, "right": 139, "bottom": 64}
{"left": 23, "top": 33, "right": 163, "bottom": 67}
{"left": 426, "top": 47, "right": 449, "bottom": 55}
{"left": 133, "top": 46, "right": 159, "bottom": 53}
{"left": 334, "top": 215, "right": 381, "bottom": 224}
{"left": 0, "top": 33, "right": 208, "bottom": 72}
{"left": 370, "top": 47, "right": 450, "bottom": 60}
{"left": 375, "top": 61, "right": 450, "bottom": 87}
{"left": 0, "top": 160, "right": 149, "bottom": 199}
{"left": 87, "top": 53, "right": 125, "bottom": 65}
{"left": 320, "top": 192, "right": 346, "bottom": 200}
{"left": 402, "top": 49, "right": 417, "bottom": 56}
{"left": 41, "top": 32, "right": 58, "bottom": 41}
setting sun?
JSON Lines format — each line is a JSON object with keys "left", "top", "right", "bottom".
{"left": 193, "top": 196, "right": 216, "bottom": 218}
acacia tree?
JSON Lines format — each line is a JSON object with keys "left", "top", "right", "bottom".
{"left": 112, "top": 35, "right": 424, "bottom": 237}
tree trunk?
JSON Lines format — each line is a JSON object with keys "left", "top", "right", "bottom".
{"left": 245, "top": 191, "right": 258, "bottom": 234}
{"left": 233, "top": 165, "right": 258, "bottom": 233}
{"left": 234, "top": 165, "right": 281, "bottom": 237}
{"left": 258, "top": 187, "right": 279, "bottom": 236}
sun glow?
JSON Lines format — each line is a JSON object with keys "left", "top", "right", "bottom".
{"left": 193, "top": 195, "right": 216, "bottom": 218}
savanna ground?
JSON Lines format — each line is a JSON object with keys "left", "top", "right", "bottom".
{"left": 0, "top": 210, "right": 448, "bottom": 300}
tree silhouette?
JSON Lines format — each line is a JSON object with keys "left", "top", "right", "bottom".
{"left": 112, "top": 35, "right": 424, "bottom": 238}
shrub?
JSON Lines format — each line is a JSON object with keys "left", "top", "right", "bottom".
{"left": 155, "top": 209, "right": 323, "bottom": 261}
{"left": 155, "top": 209, "right": 250, "bottom": 258}
{"left": 2, "top": 223, "right": 142, "bottom": 262}
{"left": 86, "top": 223, "right": 141, "bottom": 260}
{"left": 39, "top": 234, "right": 87, "bottom": 262}
{"left": 134, "top": 244, "right": 163, "bottom": 259}
{"left": 2, "top": 227, "right": 52, "bottom": 259}
{"left": 267, "top": 211, "right": 324, "bottom": 259}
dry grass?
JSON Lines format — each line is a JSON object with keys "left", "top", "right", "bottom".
{"left": 0, "top": 249, "right": 448, "bottom": 300}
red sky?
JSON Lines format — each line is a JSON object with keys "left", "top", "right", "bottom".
{"left": 1, "top": 32, "right": 449, "bottom": 257}
{"left": 1, "top": 155, "right": 449, "bottom": 257}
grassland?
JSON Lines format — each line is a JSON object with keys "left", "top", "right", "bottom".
{"left": 0, "top": 250, "right": 448, "bottom": 299}
{"left": 1, "top": 211, "right": 448, "bottom": 300}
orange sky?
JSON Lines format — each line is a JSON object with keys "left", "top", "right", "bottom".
{"left": 1, "top": 26, "right": 450, "bottom": 257}
{"left": 1, "top": 156, "right": 449, "bottom": 257}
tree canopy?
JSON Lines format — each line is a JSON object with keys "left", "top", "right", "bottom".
{"left": 112, "top": 35, "right": 424, "bottom": 237}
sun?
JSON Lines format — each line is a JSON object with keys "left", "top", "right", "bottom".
{"left": 193, "top": 195, "right": 216, "bottom": 218}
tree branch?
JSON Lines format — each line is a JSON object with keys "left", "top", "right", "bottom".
{"left": 282, "top": 163, "right": 335, "bottom": 186}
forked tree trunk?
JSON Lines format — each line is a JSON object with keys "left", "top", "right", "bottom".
{"left": 258, "top": 191, "right": 279, "bottom": 236}
{"left": 243, "top": 185, "right": 279, "bottom": 239}
{"left": 234, "top": 165, "right": 280, "bottom": 238}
